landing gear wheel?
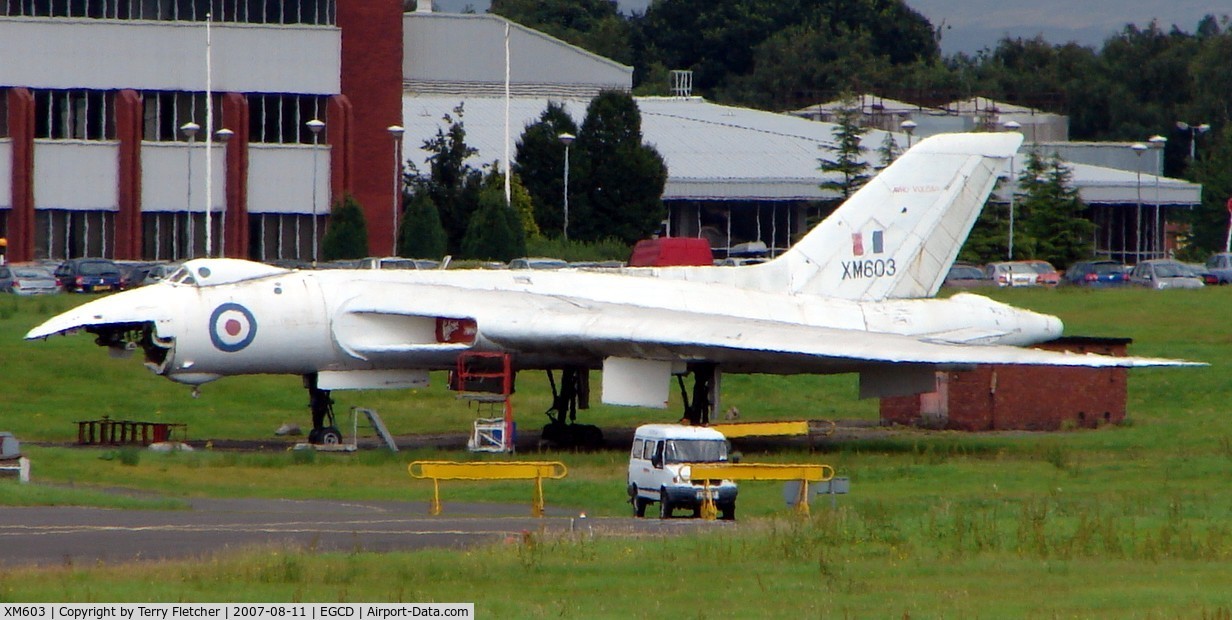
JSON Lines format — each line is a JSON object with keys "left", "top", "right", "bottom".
{"left": 317, "top": 426, "right": 343, "bottom": 445}
{"left": 658, "top": 490, "right": 673, "bottom": 519}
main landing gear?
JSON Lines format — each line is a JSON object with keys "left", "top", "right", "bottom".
{"left": 677, "top": 362, "right": 718, "bottom": 426}
{"left": 541, "top": 367, "right": 603, "bottom": 448}
{"left": 304, "top": 373, "right": 343, "bottom": 445}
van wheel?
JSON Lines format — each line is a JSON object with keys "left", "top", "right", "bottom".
{"left": 658, "top": 490, "right": 673, "bottom": 519}
{"left": 633, "top": 497, "right": 648, "bottom": 518}
{"left": 719, "top": 502, "right": 736, "bottom": 521}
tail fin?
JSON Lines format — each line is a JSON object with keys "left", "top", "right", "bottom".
{"left": 749, "top": 132, "right": 1022, "bottom": 301}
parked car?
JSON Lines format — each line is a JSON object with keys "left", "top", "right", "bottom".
{"left": 7, "top": 265, "right": 59, "bottom": 295}
{"left": 53, "top": 258, "right": 123, "bottom": 293}
{"left": 509, "top": 257, "right": 569, "bottom": 270}
{"left": 986, "top": 260, "right": 1058, "bottom": 287}
{"left": 1203, "top": 252, "right": 1232, "bottom": 284}
{"left": 943, "top": 263, "right": 994, "bottom": 288}
{"left": 1064, "top": 260, "right": 1129, "bottom": 287}
{"left": 1020, "top": 260, "right": 1060, "bottom": 286}
{"left": 1128, "top": 259, "right": 1205, "bottom": 290}
{"left": 1181, "top": 263, "right": 1220, "bottom": 286}
{"left": 115, "top": 261, "right": 154, "bottom": 289}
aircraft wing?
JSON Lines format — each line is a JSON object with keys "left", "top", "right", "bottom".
{"left": 338, "top": 283, "right": 1199, "bottom": 374}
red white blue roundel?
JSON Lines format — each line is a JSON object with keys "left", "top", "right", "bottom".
{"left": 209, "top": 303, "right": 258, "bottom": 352}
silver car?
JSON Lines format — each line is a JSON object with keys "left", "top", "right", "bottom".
{"left": 1129, "top": 260, "right": 1205, "bottom": 290}
{"left": 7, "top": 266, "right": 60, "bottom": 295}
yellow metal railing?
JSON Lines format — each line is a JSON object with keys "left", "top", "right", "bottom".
{"left": 709, "top": 420, "right": 810, "bottom": 438}
{"left": 684, "top": 462, "right": 836, "bottom": 518}
{"left": 408, "top": 461, "right": 568, "bottom": 517}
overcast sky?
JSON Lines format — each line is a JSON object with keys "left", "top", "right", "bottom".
{"left": 435, "top": 0, "right": 1226, "bottom": 57}
{"left": 905, "top": 0, "right": 1223, "bottom": 55}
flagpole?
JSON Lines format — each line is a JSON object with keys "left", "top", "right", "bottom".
{"left": 205, "top": 12, "right": 214, "bottom": 256}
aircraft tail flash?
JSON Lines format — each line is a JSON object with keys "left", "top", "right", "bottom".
{"left": 753, "top": 132, "right": 1022, "bottom": 301}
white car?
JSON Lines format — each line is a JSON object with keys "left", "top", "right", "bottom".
{"left": 986, "top": 261, "right": 1041, "bottom": 287}
{"left": 627, "top": 424, "right": 738, "bottom": 520}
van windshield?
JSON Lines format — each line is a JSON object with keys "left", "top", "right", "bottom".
{"left": 664, "top": 439, "right": 727, "bottom": 463}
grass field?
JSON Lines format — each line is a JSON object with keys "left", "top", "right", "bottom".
{"left": 1, "top": 287, "right": 1231, "bottom": 616}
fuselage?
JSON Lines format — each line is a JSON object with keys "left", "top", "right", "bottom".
{"left": 27, "top": 259, "right": 1063, "bottom": 386}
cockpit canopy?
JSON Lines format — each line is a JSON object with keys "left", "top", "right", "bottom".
{"left": 167, "top": 259, "right": 290, "bottom": 287}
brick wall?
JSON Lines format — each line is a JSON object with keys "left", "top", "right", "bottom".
{"left": 880, "top": 338, "right": 1130, "bottom": 431}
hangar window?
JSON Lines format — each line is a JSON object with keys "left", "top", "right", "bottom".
{"left": 33, "top": 90, "right": 114, "bottom": 140}
{"left": 248, "top": 94, "right": 328, "bottom": 144}
{"left": 0, "top": 0, "right": 335, "bottom": 24}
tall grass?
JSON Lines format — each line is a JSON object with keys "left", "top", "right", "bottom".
{"left": 5, "top": 286, "right": 1232, "bottom": 614}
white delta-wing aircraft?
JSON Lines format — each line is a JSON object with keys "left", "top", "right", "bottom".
{"left": 27, "top": 133, "right": 1196, "bottom": 444}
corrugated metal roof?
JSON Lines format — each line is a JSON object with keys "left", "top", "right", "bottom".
{"left": 399, "top": 94, "right": 1200, "bottom": 205}
{"left": 403, "top": 13, "right": 631, "bottom": 96}
{"left": 401, "top": 95, "right": 891, "bottom": 201}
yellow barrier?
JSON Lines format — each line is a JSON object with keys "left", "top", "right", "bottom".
{"left": 408, "top": 461, "right": 568, "bottom": 517}
{"left": 709, "top": 420, "right": 810, "bottom": 438}
{"left": 685, "top": 462, "right": 836, "bottom": 518}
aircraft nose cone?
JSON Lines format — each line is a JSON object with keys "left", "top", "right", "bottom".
{"left": 25, "top": 286, "right": 173, "bottom": 340}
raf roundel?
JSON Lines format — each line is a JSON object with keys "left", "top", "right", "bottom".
{"left": 209, "top": 303, "right": 258, "bottom": 352}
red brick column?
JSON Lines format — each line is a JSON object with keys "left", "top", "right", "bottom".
{"left": 326, "top": 94, "right": 353, "bottom": 204}
{"left": 220, "top": 93, "right": 250, "bottom": 258}
{"left": 7, "top": 88, "right": 35, "bottom": 262}
{"left": 114, "top": 89, "right": 143, "bottom": 260}
{"left": 336, "top": 0, "right": 404, "bottom": 256}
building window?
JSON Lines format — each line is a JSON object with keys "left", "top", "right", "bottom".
{"left": 0, "top": 91, "right": 8, "bottom": 138}
{"left": 35, "top": 209, "right": 115, "bottom": 259}
{"left": 248, "top": 212, "right": 321, "bottom": 263}
{"left": 247, "top": 94, "right": 327, "bottom": 144}
{"left": 0, "top": 0, "right": 335, "bottom": 25}
{"left": 142, "top": 91, "right": 220, "bottom": 142}
{"left": 33, "top": 90, "right": 114, "bottom": 140}
{"left": 141, "top": 211, "right": 222, "bottom": 261}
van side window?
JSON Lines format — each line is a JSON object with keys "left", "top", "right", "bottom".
{"left": 632, "top": 439, "right": 644, "bottom": 459}
{"left": 643, "top": 440, "right": 656, "bottom": 461}
{"left": 651, "top": 441, "right": 664, "bottom": 467}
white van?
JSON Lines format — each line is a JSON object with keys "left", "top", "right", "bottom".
{"left": 627, "top": 424, "right": 738, "bottom": 520}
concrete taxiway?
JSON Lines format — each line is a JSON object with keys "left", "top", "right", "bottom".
{"left": 0, "top": 496, "right": 725, "bottom": 567}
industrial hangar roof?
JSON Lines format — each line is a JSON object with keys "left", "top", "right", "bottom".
{"left": 400, "top": 94, "right": 890, "bottom": 202}
{"left": 399, "top": 94, "right": 1201, "bottom": 206}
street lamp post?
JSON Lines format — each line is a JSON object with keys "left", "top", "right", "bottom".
{"left": 215, "top": 128, "right": 234, "bottom": 257}
{"left": 899, "top": 119, "right": 917, "bottom": 149}
{"left": 1003, "top": 120, "right": 1022, "bottom": 259}
{"left": 558, "top": 132, "right": 575, "bottom": 240}
{"left": 181, "top": 121, "right": 200, "bottom": 259}
{"left": 388, "top": 125, "right": 405, "bottom": 255}
{"left": 1131, "top": 142, "right": 1147, "bottom": 265}
{"left": 1176, "top": 121, "right": 1210, "bottom": 162}
{"left": 1148, "top": 134, "right": 1167, "bottom": 259}
{"left": 306, "top": 118, "right": 325, "bottom": 263}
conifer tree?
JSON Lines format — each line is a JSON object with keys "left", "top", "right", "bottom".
{"left": 818, "top": 94, "right": 870, "bottom": 200}
{"left": 322, "top": 193, "right": 369, "bottom": 261}
{"left": 460, "top": 184, "right": 527, "bottom": 262}
{"left": 396, "top": 192, "right": 448, "bottom": 259}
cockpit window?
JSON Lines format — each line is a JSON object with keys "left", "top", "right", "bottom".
{"left": 167, "top": 267, "right": 196, "bottom": 286}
